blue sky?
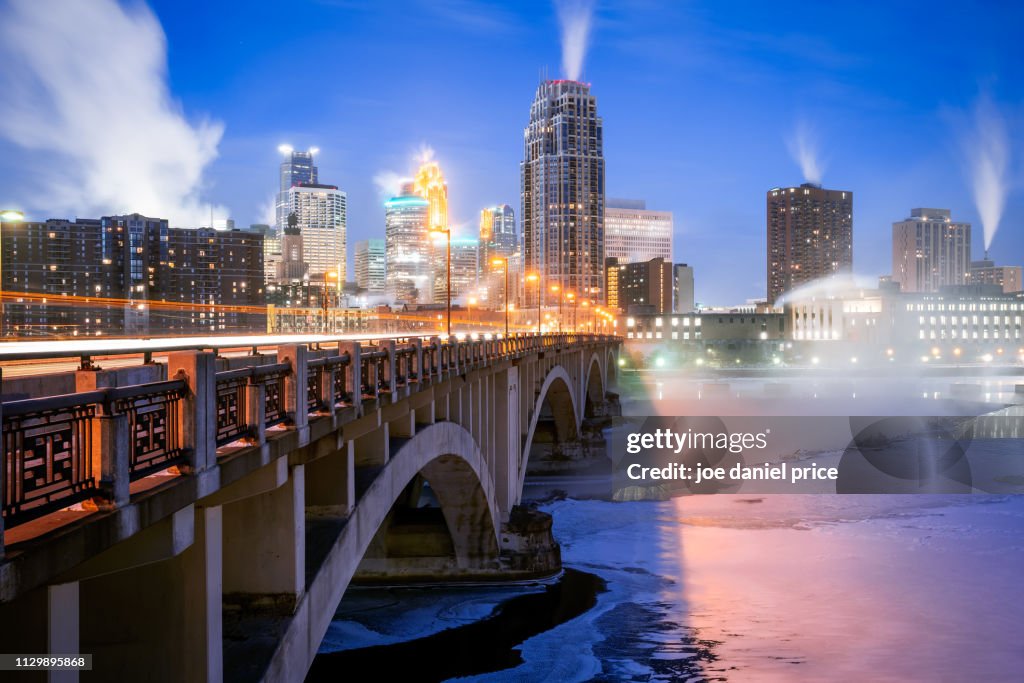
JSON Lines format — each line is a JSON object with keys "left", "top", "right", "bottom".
{"left": 1, "top": 0, "right": 1022, "bottom": 304}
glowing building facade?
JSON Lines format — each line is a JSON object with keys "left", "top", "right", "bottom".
{"left": 522, "top": 80, "right": 606, "bottom": 307}
{"left": 385, "top": 194, "right": 431, "bottom": 304}
{"left": 411, "top": 161, "right": 453, "bottom": 305}
{"left": 767, "top": 183, "right": 853, "bottom": 305}
{"left": 478, "top": 205, "right": 516, "bottom": 306}
{"left": 284, "top": 183, "right": 347, "bottom": 284}
{"left": 605, "top": 199, "right": 673, "bottom": 264}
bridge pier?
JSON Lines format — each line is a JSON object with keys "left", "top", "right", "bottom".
{"left": 304, "top": 440, "right": 355, "bottom": 517}
{"left": 222, "top": 465, "right": 305, "bottom": 614}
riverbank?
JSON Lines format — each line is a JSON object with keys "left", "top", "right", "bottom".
{"left": 306, "top": 569, "right": 605, "bottom": 682}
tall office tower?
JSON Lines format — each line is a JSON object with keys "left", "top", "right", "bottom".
{"left": 478, "top": 205, "right": 517, "bottom": 305}
{"left": 446, "top": 237, "right": 479, "bottom": 301}
{"left": 354, "top": 239, "right": 386, "bottom": 294}
{"left": 522, "top": 79, "right": 605, "bottom": 307}
{"left": 275, "top": 145, "right": 319, "bottom": 232}
{"left": 413, "top": 161, "right": 448, "bottom": 230}
{"left": 385, "top": 193, "right": 431, "bottom": 304}
{"left": 766, "top": 183, "right": 853, "bottom": 305}
{"left": 970, "top": 258, "right": 1022, "bottom": 293}
{"left": 284, "top": 183, "right": 347, "bottom": 283}
{"left": 605, "top": 199, "right": 673, "bottom": 264}
{"left": 673, "top": 263, "right": 695, "bottom": 313}
{"left": 891, "top": 208, "right": 971, "bottom": 293}
{"left": 412, "top": 161, "right": 451, "bottom": 304}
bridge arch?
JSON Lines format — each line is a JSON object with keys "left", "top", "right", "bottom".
{"left": 271, "top": 421, "right": 500, "bottom": 679}
{"left": 605, "top": 346, "right": 618, "bottom": 387}
{"left": 584, "top": 352, "right": 606, "bottom": 417}
{"left": 517, "top": 365, "right": 581, "bottom": 500}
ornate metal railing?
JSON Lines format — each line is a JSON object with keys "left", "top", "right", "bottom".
{"left": 0, "top": 333, "right": 618, "bottom": 533}
{"left": 215, "top": 368, "right": 250, "bottom": 447}
{"left": 2, "top": 394, "right": 98, "bottom": 527}
{"left": 110, "top": 379, "right": 189, "bottom": 479}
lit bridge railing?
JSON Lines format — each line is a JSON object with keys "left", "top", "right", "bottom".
{"left": 0, "top": 333, "right": 614, "bottom": 540}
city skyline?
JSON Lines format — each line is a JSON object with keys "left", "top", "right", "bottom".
{"left": 0, "top": 0, "right": 1022, "bottom": 306}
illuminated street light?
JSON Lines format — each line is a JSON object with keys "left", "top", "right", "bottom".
{"left": 491, "top": 257, "right": 509, "bottom": 337}
{"left": 526, "top": 273, "right": 540, "bottom": 335}
{"left": 429, "top": 227, "right": 452, "bottom": 336}
{"left": 550, "top": 283, "right": 561, "bottom": 332}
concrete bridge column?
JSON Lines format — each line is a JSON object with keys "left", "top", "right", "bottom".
{"left": 383, "top": 340, "right": 397, "bottom": 396}
{"left": 222, "top": 465, "right": 305, "bottom": 612}
{"left": 493, "top": 366, "right": 519, "bottom": 518}
{"left": 168, "top": 351, "right": 218, "bottom": 478}
{"left": 303, "top": 433, "right": 354, "bottom": 517}
{"left": 278, "top": 345, "right": 309, "bottom": 446}
{"left": 72, "top": 504, "right": 222, "bottom": 683}
{"left": 337, "top": 341, "right": 361, "bottom": 413}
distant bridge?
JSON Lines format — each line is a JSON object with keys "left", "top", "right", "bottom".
{"left": 0, "top": 332, "right": 620, "bottom": 682}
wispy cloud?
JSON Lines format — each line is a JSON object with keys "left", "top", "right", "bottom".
{"left": 417, "top": 0, "right": 520, "bottom": 33}
{"left": 0, "top": 0, "right": 224, "bottom": 225}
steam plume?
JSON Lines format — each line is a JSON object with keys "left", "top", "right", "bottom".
{"left": 556, "top": 0, "right": 594, "bottom": 81}
{"left": 963, "top": 96, "right": 1009, "bottom": 250}
{"left": 373, "top": 171, "right": 408, "bottom": 200}
{"left": 0, "top": 0, "right": 224, "bottom": 226}
{"left": 786, "top": 120, "right": 824, "bottom": 185}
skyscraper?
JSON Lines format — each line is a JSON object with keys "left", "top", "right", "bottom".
{"left": 284, "top": 183, "right": 347, "bottom": 283}
{"left": 479, "top": 205, "right": 516, "bottom": 306}
{"left": 522, "top": 79, "right": 605, "bottom": 306}
{"left": 412, "top": 161, "right": 453, "bottom": 305}
{"left": 766, "top": 183, "right": 853, "bottom": 305}
{"left": 275, "top": 146, "right": 319, "bottom": 233}
{"left": 385, "top": 193, "right": 431, "bottom": 304}
{"left": 354, "top": 238, "right": 386, "bottom": 294}
{"left": 605, "top": 199, "right": 673, "bottom": 264}
{"left": 449, "top": 237, "right": 479, "bottom": 301}
{"left": 412, "top": 161, "right": 448, "bottom": 231}
{"left": 892, "top": 208, "right": 971, "bottom": 293}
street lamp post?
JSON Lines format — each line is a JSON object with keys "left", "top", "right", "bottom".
{"left": 322, "top": 270, "right": 338, "bottom": 333}
{"left": 0, "top": 210, "right": 25, "bottom": 338}
{"left": 550, "top": 284, "right": 561, "bottom": 333}
{"left": 491, "top": 257, "right": 509, "bottom": 337}
{"left": 526, "top": 273, "right": 540, "bottom": 335}
{"left": 430, "top": 227, "right": 452, "bottom": 336}
{"left": 566, "top": 291, "right": 576, "bottom": 332}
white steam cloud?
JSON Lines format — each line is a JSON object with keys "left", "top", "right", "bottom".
{"left": 0, "top": 0, "right": 224, "bottom": 226}
{"left": 962, "top": 96, "right": 1010, "bottom": 250}
{"left": 556, "top": 0, "right": 595, "bottom": 81}
{"left": 786, "top": 120, "right": 825, "bottom": 185}
{"left": 373, "top": 171, "right": 409, "bottom": 201}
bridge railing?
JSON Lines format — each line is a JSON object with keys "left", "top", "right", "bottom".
{"left": 0, "top": 333, "right": 618, "bottom": 547}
